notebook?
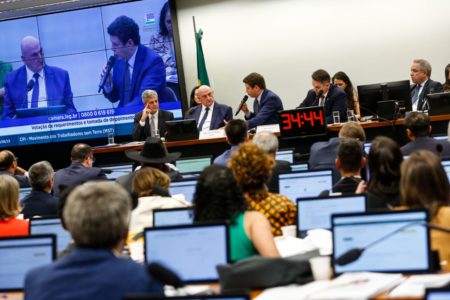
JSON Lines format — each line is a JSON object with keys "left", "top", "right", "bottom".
{"left": 296, "top": 194, "right": 366, "bottom": 237}
{"left": 152, "top": 207, "right": 194, "bottom": 227}
{"left": 175, "top": 156, "right": 212, "bottom": 174}
{"left": 124, "top": 295, "right": 249, "bottom": 300}
{"left": 144, "top": 223, "right": 229, "bottom": 282}
{"left": 169, "top": 179, "right": 197, "bottom": 202}
{"left": 425, "top": 287, "right": 450, "bottom": 300}
{"left": 278, "top": 169, "right": 333, "bottom": 201}
{"left": 276, "top": 149, "right": 294, "bottom": 164}
{"left": 0, "top": 235, "right": 56, "bottom": 291}
{"left": 29, "top": 217, "right": 72, "bottom": 252}
{"left": 332, "top": 210, "right": 430, "bottom": 275}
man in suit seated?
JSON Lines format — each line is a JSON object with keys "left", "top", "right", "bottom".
{"left": 401, "top": 111, "right": 450, "bottom": 158}
{"left": 213, "top": 119, "right": 248, "bottom": 166}
{"left": 53, "top": 143, "right": 107, "bottom": 197}
{"left": 21, "top": 161, "right": 58, "bottom": 219}
{"left": 0, "top": 150, "right": 29, "bottom": 188}
{"left": 241, "top": 72, "right": 284, "bottom": 129}
{"left": 24, "top": 181, "right": 163, "bottom": 299}
{"left": 298, "top": 69, "right": 348, "bottom": 124}
{"left": 252, "top": 131, "right": 291, "bottom": 193}
{"left": 410, "top": 59, "right": 443, "bottom": 111}
{"left": 185, "top": 85, "right": 232, "bottom": 131}
{"left": 132, "top": 89, "right": 173, "bottom": 140}
{"left": 2, "top": 36, "right": 76, "bottom": 120}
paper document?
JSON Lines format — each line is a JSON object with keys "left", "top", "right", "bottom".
{"left": 389, "top": 273, "right": 450, "bottom": 298}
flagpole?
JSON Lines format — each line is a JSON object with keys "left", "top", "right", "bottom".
{"left": 192, "top": 16, "right": 197, "bottom": 38}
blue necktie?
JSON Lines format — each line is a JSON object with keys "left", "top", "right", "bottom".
{"left": 123, "top": 61, "right": 131, "bottom": 105}
{"left": 253, "top": 99, "right": 260, "bottom": 114}
{"left": 412, "top": 84, "right": 421, "bottom": 105}
{"left": 31, "top": 73, "right": 40, "bottom": 108}
{"left": 198, "top": 107, "right": 210, "bottom": 131}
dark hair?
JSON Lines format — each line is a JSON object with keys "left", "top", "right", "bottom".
{"left": 332, "top": 71, "right": 356, "bottom": 111}
{"left": 225, "top": 119, "right": 248, "bottom": 145}
{"left": 70, "top": 143, "right": 92, "bottom": 162}
{"left": 0, "top": 150, "right": 15, "bottom": 170}
{"left": 243, "top": 72, "right": 266, "bottom": 89}
{"left": 158, "top": 2, "right": 170, "bottom": 36}
{"left": 312, "top": 69, "right": 330, "bottom": 83}
{"left": 404, "top": 111, "right": 430, "bottom": 138}
{"left": 189, "top": 85, "right": 200, "bottom": 108}
{"left": 337, "top": 139, "right": 363, "bottom": 173}
{"left": 444, "top": 64, "right": 450, "bottom": 89}
{"left": 107, "top": 15, "right": 141, "bottom": 45}
{"left": 193, "top": 165, "right": 247, "bottom": 222}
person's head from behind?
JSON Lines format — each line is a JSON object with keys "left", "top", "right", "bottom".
{"left": 228, "top": 142, "right": 274, "bottom": 192}
{"left": 193, "top": 165, "right": 246, "bottom": 222}
{"left": 196, "top": 85, "right": 215, "bottom": 108}
{"left": 336, "top": 138, "right": 365, "bottom": 176}
{"left": 158, "top": 2, "right": 172, "bottom": 35}
{"left": 63, "top": 181, "right": 131, "bottom": 249}
{"left": 189, "top": 86, "right": 200, "bottom": 107}
{"left": 225, "top": 119, "right": 248, "bottom": 146}
{"left": 28, "top": 161, "right": 54, "bottom": 192}
{"left": 0, "top": 150, "right": 17, "bottom": 174}
{"left": 410, "top": 58, "right": 431, "bottom": 85}
{"left": 21, "top": 36, "right": 44, "bottom": 73}
{"left": 0, "top": 175, "right": 20, "bottom": 221}
{"left": 311, "top": 69, "right": 331, "bottom": 95}
{"left": 71, "top": 143, "right": 95, "bottom": 168}
{"left": 404, "top": 111, "right": 431, "bottom": 140}
{"left": 252, "top": 131, "right": 279, "bottom": 157}
{"left": 142, "top": 90, "right": 159, "bottom": 115}
{"left": 131, "top": 167, "right": 170, "bottom": 197}
{"left": 445, "top": 63, "right": 450, "bottom": 85}
{"left": 400, "top": 150, "right": 449, "bottom": 217}
{"left": 338, "top": 122, "right": 366, "bottom": 142}
{"left": 332, "top": 71, "right": 354, "bottom": 96}
{"left": 243, "top": 72, "right": 266, "bottom": 98}
{"left": 107, "top": 15, "right": 140, "bottom": 61}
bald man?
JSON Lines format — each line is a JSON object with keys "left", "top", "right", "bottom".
{"left": 2, "top": 36, "right": 76, "bottom": 120}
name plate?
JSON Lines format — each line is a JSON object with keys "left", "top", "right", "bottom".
{"left": 256, "top": 124, "right": 280, "bottom": 133}
{"left": 199, "top": 129, "right": 226, "bottom": 140}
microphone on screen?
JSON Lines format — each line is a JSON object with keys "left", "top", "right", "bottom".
{"left": 27, "top": 79, "right": 35, "bottom": 92}
{"left": 98, "top": 56, "right": 116, "bottom": 93}
{"left": 235, "top": 95, "right": 249, "bottom": 116}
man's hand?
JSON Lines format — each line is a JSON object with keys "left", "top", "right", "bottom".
{"left": 241, "top": 102, "right": 249, "bottom": 114}
{"left": 140, "top": 107, "right": 150, "bottom": 123}
{"left": 100, "top": 65, "right": 113, "bottom": 90}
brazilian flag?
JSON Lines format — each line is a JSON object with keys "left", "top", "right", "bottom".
{"left": 195, "top": 29, "right": 210, "bottom": 86}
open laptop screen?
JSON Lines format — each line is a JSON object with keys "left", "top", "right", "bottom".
{"left": 175, "top": 156, "right": 212, "bottom": 174}
{"left": 332, "top": 210, "right": 430, "bottom": 275}
{"left": 29, "top": 217, "right": 72, "bottom": 253}
{"left": 0, "top": 235, "right": 55, "bottom": 291}
{"left": 425, "top": 288, "right": 450, "bottom": 300}
{"left": 103, "top": 164, "right": 133, "bottom": 181}
{"left": 278, "top": 169, "right": 333, "bottom": 201}
{"left": 144, "top": 223, "right": 229, "bottom": 283}
{"left": 441, "top": 160, "right": 450, "bottom": 181}
{"left": 169, "top": 179, "right": 197, "bottom": 203}
{"left": 296, "top": 195, "right": 366, "bottom": 237}
{"left": 153, "top": 207, "right": 194, "bottom": 227}
{"left": 276, "top": 149, "right": 294, "bottom": 164}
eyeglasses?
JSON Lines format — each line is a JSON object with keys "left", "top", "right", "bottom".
{"left": 89, "top": 156, "right": 96, "bottom": 163}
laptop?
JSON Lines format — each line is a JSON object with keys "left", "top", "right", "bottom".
{"left": 144, "top": 223, "right": 229, "bottom": 283}
{"left": 291, "top": 163, "right": 308, "bottom": 172}
{"left": 364, "top": 141, "right": 372, "bottom": 154}
{"left": 16, "top": 105, "right": 66, "bottom": 118}
{"left": 296, "top": 194, "right": 367, "bottom": 237}
{"left": 278, "top": 169, "right": 333, "bottom": 201}
{"left": 124, "top": 295, "right": 249, "bottom": 300}
{"left": 332, "top": 210, "right": 431, "bottom": 275}
{"left": 276, "top": 148, "right": 294, "bottom": 164}
{"left": 0, "top": 235, "right": 56, "bottom": 291}
{"left": 425, "top": 287, "right": 450, "bottom": 300}
{"left": 165, "top": 119, "right": 199, "bottom": 141}
{"left": 19, "top": 187, "right": 32, "bottom": 200}
{"left": 152, "top": 207, "right": 194, "bottom": 227}
{"left": 441, "top": 160, "right": 450, "bottom": 181}
{"left": 169, "top": 179, "right": 197, "bottom": 202}
{"left": 29, "top": 217, "right": 72, "bottom": 252}
{"left": 102, "top": 164, "right": 133, "bottom": 181}
{"left": 175, "top": 156, "right": 212, "bottom": 174}
{"left": 427, "top": 92, "right": 450, "bottom": 116}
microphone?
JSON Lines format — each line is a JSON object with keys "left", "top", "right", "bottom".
{"left": 235, "top": 95, "right": 249, "bottom": 116}
{"left": 98, "top": 56, "right": 116, "bottom": 93}
{"left": 147, "top": 262, "right": 184, "bottom": 288}
{"left": 27, "top": 79, "right": 35, "bottom": 92}
{"left": 335, "top": 222, "right": 450, "bottom": 266}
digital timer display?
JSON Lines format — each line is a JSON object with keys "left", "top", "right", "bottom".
{"left": 278, "top": 106, "right": 327, "bottom": 138}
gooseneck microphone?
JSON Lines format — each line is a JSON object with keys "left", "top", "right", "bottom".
{"left": 235, "top": 95, "right": 249, "bottom": 116}
{"left": 98, "top": 56, "right": 116, "bottom": 93}
{"left": 27, "top": 79, "right": 35, "bottom": 92}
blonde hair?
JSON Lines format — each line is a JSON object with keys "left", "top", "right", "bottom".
{"left": 0, "top": 175, "right": 21, "bottom": 220}
{"left": 132, "top": 167, "right": 170, "bottom": 197}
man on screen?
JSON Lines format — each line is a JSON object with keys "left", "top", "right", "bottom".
{"left": 410, "top": 59, "right": 443, "bottom": 111}
{"left": 2, "top": 36, "right": 76, "bottom": 120}
{"left": 102, "top": 16, "right": 169, "bottom": 107}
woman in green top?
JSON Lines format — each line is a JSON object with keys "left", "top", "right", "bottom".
{"left": 193, "top": 165, "right": 280, "bottom": 261}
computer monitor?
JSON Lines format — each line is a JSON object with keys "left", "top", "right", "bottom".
{"left": 144, "top": 223, "right": 229, "bottom": 283}
{"left": 427, "top": 92, "right": 450, "bottom": 116}
{"left": 152, "top": 207, "right": 194, "bottom": 227}
{"left": 357, "top": 80, "right": 411, "bottom": 117}
{"left": 425, "top": 288, "right": 450, "bottom": 300}
{"left": 441, "top": 160, "right": 450, "bottom": 181}
{"left": 29, "top": 217, "right": 72, "bottom": 253}
{"left": 296, "top": 194, "right": 366, "bottom": 237}
{"left": 175, "top": 156, "right": 212, "bottom": 174}
{"left": 165, "top": 119, "right": 199, "bottom": 141}
{"left": 0, "top": 235, "right": 56, "bottom": 291}
{"left": 276, "top": 149, "right": 294, "bottom": 164}
{"left": 290, "top": 163, "right": 309, "bottom": 172}
{"left": 278, "top": 169, "right": 333, "bottom": 201}
{"left": 19, "top": 187, "right": 32, "bottom": 200}
{"left": 332, "top": 210, "right": 431, "bottom": 275}
{"left": 102, "top": 164, "right": 133, "bottom": 181}
{"left": 168, "top": 179, "right": 197, "bottom": 203}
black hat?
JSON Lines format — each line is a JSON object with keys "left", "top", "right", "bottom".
{"left": 125, "top": 137, "right": 181, "bottom": 163}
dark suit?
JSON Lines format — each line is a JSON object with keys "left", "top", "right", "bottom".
{"left": 53, "top": 162, "right": 107, "bottom": 197}
{"left": 104, "top": 45, "right": 167, "bottom": 107}
{"left": 299, "top": 84, "right": 348, "bottom": 124}
{"left": 185, "top": 101, "right": 232, "bottom": 130}
{"left": 20, "top": 190, "right": 58, "bottom": 219}
{"left": 0, "top": 170, "right": 30, "bottom": 188}
{"left": 2, "top": 65, "right": 76, "bottom": 119}
{"left": 332, "top": 176, "right": 361, "bottom": 194}
{"left": 24, "top": 247, "right": 163, "bottom": 300}
{"left": 411, "top": 79, "right": 443, "bottom": 111}
{"left": 268, "top": 160, "right": 292, "bottom": 193}
{"left": 245, "top": 89, "right": 284, "bottom": 129}
{"left": 308, "top": 137, "right": 340, "bottom": 184}
{"left": 132, "top": 109, "right": 174, "bottom": 140}
{"left": 401, "top": 136, "right": 450, "bottom": 159}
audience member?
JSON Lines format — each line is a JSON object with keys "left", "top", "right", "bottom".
{"left": 298, "top": 69, "right": 348, "bottom": 124}
{"left": 0, "top": 150, "right": 29, "bottom": 187}
{"left": 185, "top": 85, "right": 232, "bottom": 131}
{"left": 410, "top": 58, "right": 443, "bottom": 111}
{"left": 24, "top": 181, "right": 163, "bottom": 299}
{"left": 332, "top": 71, "right": 360, "bottom": 118}
{"left": 0, "top": 61, "right": 12, "bottom": 116}
{"left": 443, "top": 64, "right": 450, "bottom": 92}
{"left": 400, "top": 150, "right": 450, "bottom": 263}
{"left": 401, "top": 111, "right": 450, "bottom": 158}
{"left": 332, "top": 138, "right": 365, "bottom": 194}
{"left": 252, "top": 131, "right": 291, "bottom": 193}
{"left": 0, "top": 175, "right": 28, "bottom": 237}
{"left": 184, "top": 85, "right": 201, "bottom": 118}
{"left": 53, "top": 143, "right": 107, "bottom": 197}
{"left": 228, "top": 142, "right": 296, "bottom": 236}
{"left": 193, "top": 165, "right": 280, "bottom": 261}
{"left": 213, "top": 119, "right": 248, "bottom": 166}
{"left": 21, "top": 161, "right": 58, "bottom": 219}
{"left": 241, "top": 72, "right": 284, "bottom": 129}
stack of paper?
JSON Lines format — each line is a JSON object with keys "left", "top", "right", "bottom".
{"left": 389, "top": 273, "right": 450, "bottom": 298}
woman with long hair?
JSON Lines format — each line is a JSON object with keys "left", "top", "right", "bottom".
{"left": 332, "top": 71, "right": 361, "bottom": 118}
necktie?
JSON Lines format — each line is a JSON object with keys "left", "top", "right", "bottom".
{"left": 412, "top": 84, "right": 421, "bottom": 105}
{"left": 150, "top": 115, "right": 156, "bottom": 137}
{"left": 319, "top": 96, "right": 325, "bottom": 106}
{"left": 198, "top": 107, "right": 210, "bottom": 131}
{"left": 123, "top": 61, "right": 131, "bottom": 105}
{"left": 31, "top": 73, "right": 40, "bottom": 108}
{"left": 253, "top": 99, "right": 260, "bottom": 114}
